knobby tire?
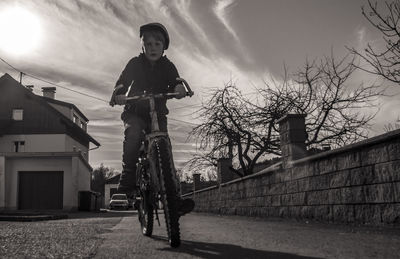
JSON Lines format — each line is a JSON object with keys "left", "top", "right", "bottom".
{"left": 151, "top": 139, "right": 181, "bottom": 248}
{"left": 138, "top": 164, "right": 154, "bottom": 237}
{"left": 139, "top": 190, "right": 153, "bottom": 236}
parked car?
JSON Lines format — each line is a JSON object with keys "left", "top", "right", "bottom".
{"left": 109, "top": 193, "right": 130, "bottom": 210}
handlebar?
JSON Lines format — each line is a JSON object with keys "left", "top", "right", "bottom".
{"left": 110, "top": 77, "right": 194, "bottom": 106}
{"left": 125, "top": 92, "right": 179, "bottom": 101}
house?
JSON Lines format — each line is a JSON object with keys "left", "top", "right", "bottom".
{"left": 0, "top": 73, "right": 100, "bottom": 210}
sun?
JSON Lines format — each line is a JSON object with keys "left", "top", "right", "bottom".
{"left": 0, "top": 6, "right": 42, "bottom": 55}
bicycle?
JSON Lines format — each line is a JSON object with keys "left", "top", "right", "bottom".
{"left": 118, "top": 78, "right": 194, "bottom": 248}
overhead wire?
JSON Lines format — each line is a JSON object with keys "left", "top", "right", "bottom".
{"left": 26, "top": 73, "right": 110, "bottom": 103}
{"left": 0, "top": 56, "right": 200, "bottom": 126}
{"left": 1, "top": 56, "right": 261, "bottom": 112}
{"left": 0, "top": 56, "right": 109, "bottom": 103}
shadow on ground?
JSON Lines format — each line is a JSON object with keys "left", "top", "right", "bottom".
{"left": 153, "top": 235, "right": 321, "bottom": 259}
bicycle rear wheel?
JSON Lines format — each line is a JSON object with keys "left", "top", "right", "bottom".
{"left": 150, "top": 138, "right": 180, "bottom": 248}
{"left": 138, "top": 191, "right": 153, "bottom": 236}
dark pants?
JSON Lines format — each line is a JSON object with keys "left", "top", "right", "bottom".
{"left": 118, "top": 112, "right": 167, "bottom": 194}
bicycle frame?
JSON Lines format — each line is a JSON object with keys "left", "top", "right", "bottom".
{"left": 136, "top": 93, "right": 178, "bottom": 196}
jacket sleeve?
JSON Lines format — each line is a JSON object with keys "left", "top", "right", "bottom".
{"left": 166, "top": 61, "right": 180, "bottom": 92}
{"left": 114, "top": 59, "right": 135, "bottom": 95}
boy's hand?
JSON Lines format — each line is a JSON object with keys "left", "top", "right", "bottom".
{"left": 109, "top": 85, "right": 126, "bottom": 106}
{"left": 174, "top": 84, "right": 186, "bottom": 99}
{"left": 113, "top": 95, "right": 127, "bottom": 105}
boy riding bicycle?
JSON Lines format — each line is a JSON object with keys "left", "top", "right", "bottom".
{"left": 109, "top": 23, "right": 194, "bottom": 216}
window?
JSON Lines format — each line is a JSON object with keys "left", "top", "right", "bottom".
{"left": 80, "top": 120, "right": 87, "bottom": 131}
{"left": 12, "top": 109, "right": 23, "bottom": 120}
{"left": 73, "top": 114, "right": 79, "bottom": 124}
{"left": 14, "top": 141, "right": 25, "bottom": 152}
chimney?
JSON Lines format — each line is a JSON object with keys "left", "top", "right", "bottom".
{"left": 217, "top": 157, "right": 233, "bottom": 184}
{"left": 277, "top": 114, "right": 307, "bottom": 168}
{"left": 42, "top": 87, "right": 56, "bottom": 99}
{"left": 26, "top": 85, "right": 34, "bottom": 92}
{"left": 193, "top": 173, "right": 201, "bottom": 191}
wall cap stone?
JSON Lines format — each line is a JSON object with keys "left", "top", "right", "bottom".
{"left": 291, "top": 128, "right": 400, "bottom": 166}
{"left": 277, "top": 114, "right": 307, "bottom": 124}
{"left": 182, "top": 162, "right": 283, "bottom": 196}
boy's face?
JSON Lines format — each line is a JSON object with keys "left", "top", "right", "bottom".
{"left": 143, "top": 36, "right": 164, "bottom": 63}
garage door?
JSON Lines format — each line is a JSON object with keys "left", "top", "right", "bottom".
{"left": 18, "top": 171, "right": 63, "bottom": 210}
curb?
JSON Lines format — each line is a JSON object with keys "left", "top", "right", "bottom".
{"left": 0, "top": 214, "right": 68, "bottom": 222}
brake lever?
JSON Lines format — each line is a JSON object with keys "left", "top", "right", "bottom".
{"left": 176, "top": 77, "right": 194, "bottom": 97}
{"left": 110, "top": 85, "right": 125, "bottom": 107}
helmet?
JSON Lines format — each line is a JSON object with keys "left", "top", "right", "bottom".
{"left": 140, "top": 22, "right": 170, "bottom": 50}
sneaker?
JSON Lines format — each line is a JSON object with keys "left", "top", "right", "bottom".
{"left": 178, "top": 198, "right": 195, "bottom": 216}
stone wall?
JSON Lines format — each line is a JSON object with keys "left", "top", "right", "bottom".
{"left": 184, "top": 126, "right": 400, "bottom": 225}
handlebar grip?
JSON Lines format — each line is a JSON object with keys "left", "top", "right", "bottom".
{"left": 176, "top": 77, "right": 194, "bottom": 97}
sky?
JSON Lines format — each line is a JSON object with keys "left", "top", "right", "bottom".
{"left": 0, "top": 0, "right": 399, "bottom": 174}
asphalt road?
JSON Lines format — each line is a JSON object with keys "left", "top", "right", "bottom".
{"left": 94, "top": 211, "right": 400, "bottom": 259}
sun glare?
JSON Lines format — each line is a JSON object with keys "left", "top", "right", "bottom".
{"left": 0, "top": 6, "right": 42, "bottom": 55}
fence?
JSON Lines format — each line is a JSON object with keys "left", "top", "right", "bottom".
{"left": 183, "top": 114, "right": 400, "bottom": 225}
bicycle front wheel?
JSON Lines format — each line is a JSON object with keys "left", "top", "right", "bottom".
{"left": 149, "top": 138, "right": 180, "bottom": 248}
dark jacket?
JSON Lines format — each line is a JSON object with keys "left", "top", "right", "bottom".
{"left": 115, "top": 53, "right": 180, "bottom": 119}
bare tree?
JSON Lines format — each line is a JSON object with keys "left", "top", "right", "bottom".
{"left": 350, "top": 0, "right": 400, "bottom": 84}
{"left": 188, "top": 85, "right": 268, "bottom": 177}
{"left": 189, "top": 54, "right": 383, "bottom": 177}
{"left": 91, "top": 164, "right": 119, "bottom": 195}
{"left": 287, "top": 54, "right": 383, "bottom": 148}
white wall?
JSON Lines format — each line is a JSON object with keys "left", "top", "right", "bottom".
{"left": 0, "top": 134, "right": 89, "bottom": 161}
{"left": 77, "top": 158, "right": 91, "bottom": 191}
{"left": 65, "top": 135, "right": 89, "bottom": 161}
{"left": 3, "top": 157, "right": 80, "bottom": 210}
{"left": 2, "top": 155, "right": 92, "bottom": 210}
{"left": 0, "top": 134, "right": 65, "bottom": 152}
{"left": 71, "top": 156, "right": 92, "bottom": 208}
{"left": 104, "top": 183, "right": 118, "bottom": 208}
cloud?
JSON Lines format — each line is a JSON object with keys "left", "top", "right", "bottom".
{"left": 357, "top": 27, "right": 366, "bottom": 46}
{"left": 213, "top": 0, "right": 239, "bottom": 41}
{"left": 172, "top": 0, "right": 215, "bottom": 53}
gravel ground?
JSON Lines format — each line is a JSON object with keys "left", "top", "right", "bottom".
{"left": 0, "top": 211, "right": 126, "bottom": 259}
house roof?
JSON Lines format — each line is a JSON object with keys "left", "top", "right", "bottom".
{"left": 43, "top": 97, "right": 89, "bottom": 122}
{"left": 0, "top": 73, "right": 100, "bottom": 147}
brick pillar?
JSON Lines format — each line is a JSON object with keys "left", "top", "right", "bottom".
{"left": 217, "top": 158, "right": 233, "bottom": 184}
{"left": 193, "top": 173, "right": 201, "bottom": 191}
{"left": 0, "top": 156, "right": 5, "bottom": 209}
{"left": 277, "top": 114, "right": 307, "bottom": 168}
